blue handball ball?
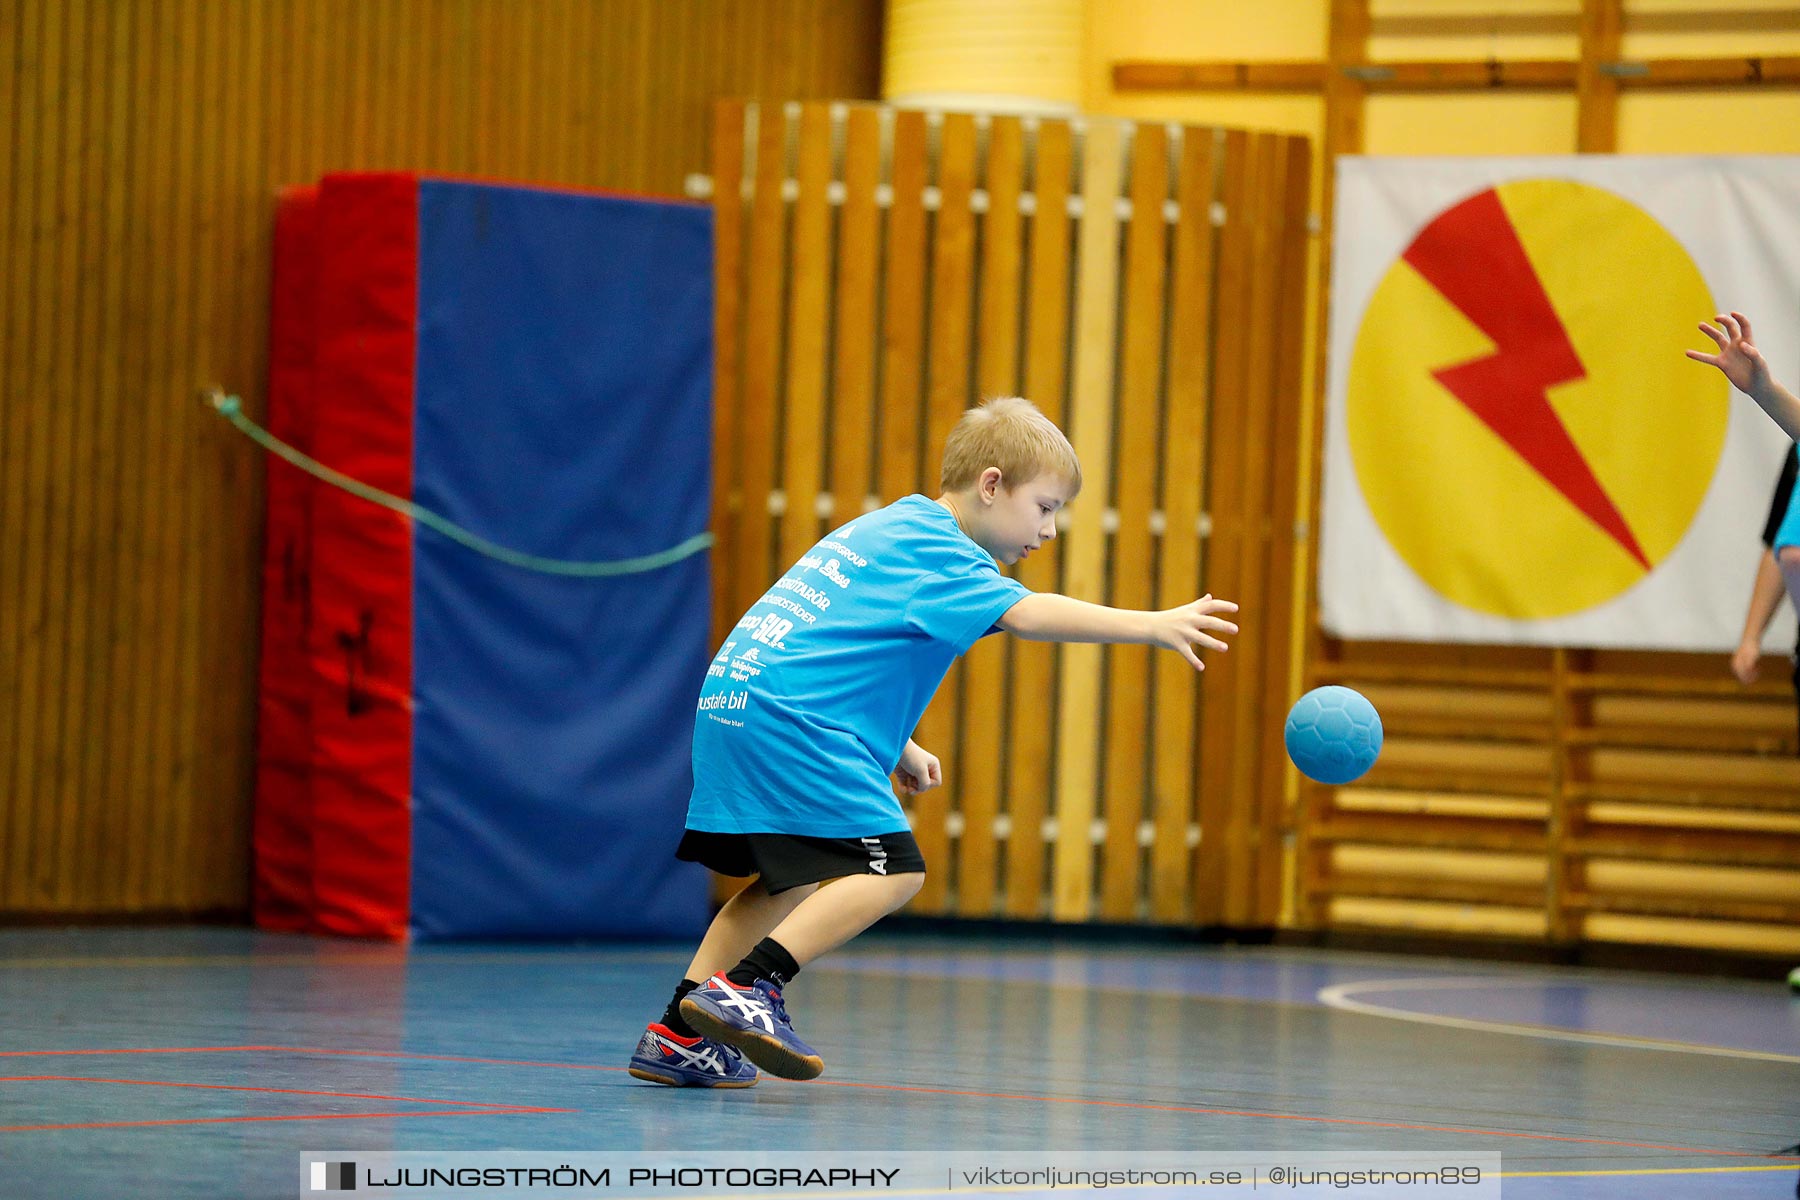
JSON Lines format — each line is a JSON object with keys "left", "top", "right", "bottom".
{"left": 1284, "top": 685, "right": 1383, "bottom": 785}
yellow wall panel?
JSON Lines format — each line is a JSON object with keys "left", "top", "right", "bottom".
{"left": 1622, "top": 0, "right": 1800, "bottom": 58}
{"left": 1096, "top": 93, "right": 1326, "bottom": 142}
{"left": 1084, "top": 0, "right": 1325, "bottom": 141}
{"left": 1618, "top": 92, "right": 1800, "bottom": 154}
{"left": 886, "top": 0, "right": 1084, "bottom": 109}
{"left": 1584, "top": 912, "right": 1800, "bottom": 955}
{"left": 1368, "top": 0, "right": 1578, "bottom": 62}
{"left": 1363, "top": 93, "right": 1578, "bottom": 153}
{"left": 1088, "top": 0, "right": 1329, "bottom": 72}
{"left": 1329, "top": 896, "right": 1549, "bottom": 938}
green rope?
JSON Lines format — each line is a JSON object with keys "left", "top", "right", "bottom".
{"left": 208, "top": 392, "right": 712, "bottom": 578}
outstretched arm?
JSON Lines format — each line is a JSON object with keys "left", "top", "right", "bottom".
{"left": 997, "top": 592, "right": 1239, "bottom": 671}
{"left": 1687, "top": 311, "right": 1800, "bottom": 441}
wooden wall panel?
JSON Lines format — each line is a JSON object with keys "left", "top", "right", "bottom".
{"left": 879, "top": 111, "right": 929, "bottom": 503}
{"left": 1307, "top": 645, "right": 1800, "bottom": 954}
{"left": 1050, "top": 118, "right": 1125, "bottom": 923}
{"left": 1099, "top": 123, "right": 1167, "bottom": 922}
{"left": 1195, "top": 130, "right": 1252, "bottom": 927}
{"left": 778, "top": 103, "right": 833, "bottom": 570}
{"left": 737, "top": 102, "right": 793, "bottom": 610}
{"left": 1226, "top": 132, "right": 1285, "bottom": 927}
{"left": 9, "top": 0, "right": 58, "bottom": 909}
{"left": 1256, "top": 136, "right": 1314, "bottom": 926}
{"left": 913, "top": 112, "right": 980, "bottom": 913}
{"left": 709, "top": 100, "right": 747, "bottom": 646}
{"left": 1003, "top": 119, "right": 1074, "bottom": 920}
{"left": 0, "top": 0, "right": 24, "bottom": 904}
{"left": 829, "top": 106, "right": 883, "bottom": 529}
{"left": 0, "top": 0, "right": 883, "bottom": 918}
{"left": 1149, "top": 127, "right": 1219, "bottom": 925}
{"left": 956, "top": 115, "right": 1026, "bottom": 918}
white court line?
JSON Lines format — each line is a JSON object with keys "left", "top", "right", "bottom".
{"left": 1317, "top": 976, "right": 1800, "bottom": 1065}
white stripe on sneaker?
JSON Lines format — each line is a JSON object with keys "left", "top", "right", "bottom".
{"left": 707, "top": 975, "right": 776, "bottom": 1032}
{"left": 651, "top": 1031, "right": 725, "bottom": 1074}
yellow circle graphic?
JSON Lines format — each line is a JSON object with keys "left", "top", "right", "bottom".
{"left": 1347, "top": 178, "right": 1726, "bottom": 620}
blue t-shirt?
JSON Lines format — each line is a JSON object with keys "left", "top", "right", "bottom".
{"left": 686, "top": 495, "right": 1032, "bottom": 836}
{"left": 1771, "top": 444, "right": 1800, "bottom": 552}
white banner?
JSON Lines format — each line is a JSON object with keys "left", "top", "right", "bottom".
{"left": 1322, "top": 156, "right": 1800, "bottom": 651}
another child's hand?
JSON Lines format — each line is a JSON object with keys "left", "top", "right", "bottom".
{"left": 1687, "top": 311, "right": 1772, "bottom": 398}
{"left": 893, "top": 739, "right": 942, "bottom": 795}
{"left": 1150, "top": 594, "right": 1240, "bottom": 671}
{"left": 1730, "top": 639, "right": 1762, "bottom": 686}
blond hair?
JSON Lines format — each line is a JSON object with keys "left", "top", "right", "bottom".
{"left": 939, "top": 396, "right": 1082, "bottom": 496}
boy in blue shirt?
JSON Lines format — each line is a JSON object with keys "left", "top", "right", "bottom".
{"left": 628, "top": 397, "right": 1240, "bottom": 1087}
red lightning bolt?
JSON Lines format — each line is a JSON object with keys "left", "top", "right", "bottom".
{"left": 1403, "top": 189, "right": 1649, "bottom": 571}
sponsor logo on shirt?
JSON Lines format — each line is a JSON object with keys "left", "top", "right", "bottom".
{"left": 773, "top": 578, "right": 832, "bottom": 611}
{"left": 818, "top": 539, "right": 867, "bottom": 567}
{"left": 764, "top": 594, "right": 818, "bottom": 624}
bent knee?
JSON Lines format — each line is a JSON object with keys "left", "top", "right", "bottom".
{"left": 888, "top": 870, "right": 926, "bottom": 902}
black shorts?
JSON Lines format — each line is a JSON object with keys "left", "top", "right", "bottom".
{"left": 676, "top": 829, "right": 926, "bottom": 895}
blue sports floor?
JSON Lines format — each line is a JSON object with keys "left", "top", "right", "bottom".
{"left": 1, "top": 927, "right": 1796, "bottom": 1198}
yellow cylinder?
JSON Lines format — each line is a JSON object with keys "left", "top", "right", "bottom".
{"left": 883, "top": 0, "right": 1084, "bottom": 114}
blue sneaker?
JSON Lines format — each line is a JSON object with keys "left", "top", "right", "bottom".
{"left": 627, "top": 1022, "right": 758, "bottom": 1088}
{"left": 679, "top": 975, "right": 824, "bottom": 1080}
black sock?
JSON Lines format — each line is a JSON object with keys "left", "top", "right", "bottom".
{"left": 726, "top": 937, "right": 801, "bottom": 989}
{"left": 661, "top": 979, "right": 701, "bottom": 1038}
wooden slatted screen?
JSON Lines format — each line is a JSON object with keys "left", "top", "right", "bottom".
{"left": 711, "top": 101, "right": 1313, "bottom": 924}
{"left": 956, "top": 115, "right": 1026, "bottom": 919}
{"left": 1005, "top": 117, "right": 1074, "bottom": 920}
{"left": 1148, "top": 127, "right": 1219, "bottom": 925}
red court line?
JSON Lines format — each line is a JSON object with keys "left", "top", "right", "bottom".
{"left": 6, "top": 1045, "right": 1787, "bottom": 1162}
{"left": 0, "top": 1073, "right": 574, "bottom": 1133}
{"left": 804, "top": 1078, "right": 1793, "bottom": 1161}
{"left": 0, "top": 1045, "right": 618, "bottom": 1070}
{"left": 3, "top": 1111, "right": 551, "bottom": 1133}
{"left": 1, "top": 1074, "right": 568, "bottom": 1110}
{"left": 237, "top": 1046, "right": 625, "bottom": 1071}
{"left": 0, "top": 1046, "right": 291, "bottom": 1057}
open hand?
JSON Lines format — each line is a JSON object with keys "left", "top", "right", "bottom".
{"left": 893, "top": 739, "right": 941, "bottom": 795}
{"left": 1151, "top": 594, "right": 1240, "bottom": 671}
{"left": 1687, "top": 311, "right": 1772, "bottom": 398}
